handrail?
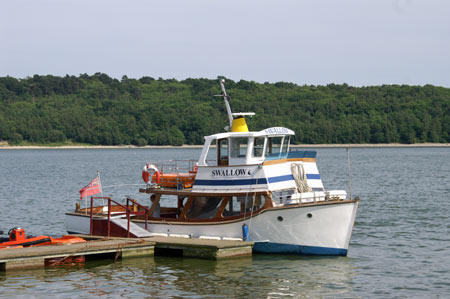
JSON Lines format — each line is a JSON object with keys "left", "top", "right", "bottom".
{"left": 89, "top": 196, "right": 150, "bottom": 238}
{"left": 150, "top": 159, "right": 197, "bottom": 174}
{"left": 126, "top": 197, "right": 150, "bottom": 230}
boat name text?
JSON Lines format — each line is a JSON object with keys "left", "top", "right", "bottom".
{"left": 211, "top": 168, "right": 252, "bottom": 177}
{"left": 264, "top": 127, "right": 289, "bottom": 135}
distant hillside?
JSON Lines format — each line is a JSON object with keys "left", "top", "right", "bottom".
{"left": 1, "top": 74, "right": 449, "bottom": 146}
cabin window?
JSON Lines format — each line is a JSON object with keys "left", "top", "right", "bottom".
{"left": 252, "top": 137, "right": 265, "bottom": 158}
{"left": 222, "top": 195, "right": 265, "bottom": 217}
{"left": 281, "top": 136, "right": 290, "bottom": 153}
{"left": 217, "top": 138, "right": 229, "bottom": 166}
{"left": 265, "top": 136, "right": 289, "bottom": 159}
{"left": 186, "top": 197, "right": 223, "bottom": 219}
{"left": 266, "top": 136, "right": 283, "bottom": 158}
{"left": 154, "top": 194, "right": 180, "bottom": 219}
{"left": 231, "top": 137, "right": 248, "bottom": 158}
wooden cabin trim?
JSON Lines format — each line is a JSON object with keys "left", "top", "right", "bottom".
{"left": 66, "top": 197, "right": 358, "bottom": 228}
{"left": 263, "top": 157, "right": 316, "bottom": 166}
{"left": 179, "top": 197, "right": 193, "bottom": 220}
{"left": 150, "top": 193, "right": 272, "bottom": 223}
{"left": 67, "top": 197, "right": 358, "bottom": 226}
{"left": 147, "top": 193, "right": 161, "bottom": 220}
{"left": 216, "top": 197, "right": 231, "bottom": 220}
{"left": 135, "top": 198, "right": 358, "bottom": 225}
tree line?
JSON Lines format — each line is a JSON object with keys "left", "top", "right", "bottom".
{"left": 0, "top": 73, "right": 449, "bottom": 146}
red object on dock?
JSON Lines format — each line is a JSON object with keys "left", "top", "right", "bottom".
{"left": 0, "top": 228, "right": 86, "bottom": 249}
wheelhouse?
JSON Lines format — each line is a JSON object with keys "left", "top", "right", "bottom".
{"left": 198, "top": 127, "right": 295, "bottom": 167}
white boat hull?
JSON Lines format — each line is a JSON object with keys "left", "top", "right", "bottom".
{"left": 65, "top": 200, "right": 358, "bottom": 256}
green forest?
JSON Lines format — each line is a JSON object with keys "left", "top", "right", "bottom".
{"left": 0, "top": 74, "right": 449, "bottom": 146}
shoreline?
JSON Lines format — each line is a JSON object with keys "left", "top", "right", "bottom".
{"left": 0, "top": 143, "right": 449, "bottom": 149}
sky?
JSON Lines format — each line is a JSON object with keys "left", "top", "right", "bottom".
{"left": 1, "top": 0, "right": 450, "bottom": 87}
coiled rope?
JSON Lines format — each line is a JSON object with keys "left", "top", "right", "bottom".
{"left": 291, "top": 163, "right": 312, "bottom": 193}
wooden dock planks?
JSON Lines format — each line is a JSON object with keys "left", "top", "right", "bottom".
{"left": 0, "top": 238, "right": 155, "bottom": 271}
{"left": 0, "top": 235, "right": 253, "bottom": 271}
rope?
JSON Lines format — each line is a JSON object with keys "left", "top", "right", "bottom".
{"left": 291, "top": 163, "right": 311, "bottom": 193}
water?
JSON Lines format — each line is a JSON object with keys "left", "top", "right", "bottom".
{"left": 0, "top": 147, "right": 449, "bottom": 298}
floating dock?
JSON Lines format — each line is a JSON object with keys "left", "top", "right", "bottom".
{"left": 0, "top": 238, "right": 155, "bottom": 271}
{"left": 0, "top": 235, "right": 253, "bottom": 271}
{"left": 147, "top": 236, "right": 253, "bottom": 259}
{"left": 78, "top": 235, "right": 253, "bottom": 260}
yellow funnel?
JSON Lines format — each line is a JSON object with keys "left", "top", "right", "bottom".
{"left": 231, "top": 117, "right": 249, "bottom": 132}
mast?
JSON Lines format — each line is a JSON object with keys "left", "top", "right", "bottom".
{"left": 220, "top": 79, "right": 234, "bottom": 128}
{"left": 216, "top": 79, "right": 255, "bottom": 132}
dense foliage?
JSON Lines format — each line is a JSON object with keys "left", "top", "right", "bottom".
{"left": 1, "top": 74, "right": 449, "bottom": 145}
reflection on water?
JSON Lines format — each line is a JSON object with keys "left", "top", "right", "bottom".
{"left": 0, "top": 255, "right": 356, "bottom": 298}
{"left": 1, "top": 147, "right": 450, "bottom": 297}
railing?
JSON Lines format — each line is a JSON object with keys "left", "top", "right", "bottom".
{"left": 89, "top": 197, "right": 150, "bottom": 238}
{"left": 153, "top": 159, "right": 197, "bottom": 174}
{"left": 148, "top": 159, "right": 198, "bottom": 190}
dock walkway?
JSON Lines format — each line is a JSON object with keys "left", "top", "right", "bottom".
{"left": 0, "top": 238, "right": 154, "bottom": 271}
{"left": 0, "top": 235, "right": 253, "bottom": 271}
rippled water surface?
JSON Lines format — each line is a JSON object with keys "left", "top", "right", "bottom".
{"left": 0, "top": 147, "right": 449, "bottom": 298}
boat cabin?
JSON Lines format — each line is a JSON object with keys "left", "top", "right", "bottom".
{"left": 198, "top": 127, "right": 295, "bottom": 167}
{"left": 139, "top": 189, "right": 271, "bottom": 223}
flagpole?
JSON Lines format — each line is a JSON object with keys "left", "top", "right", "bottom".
{"left": 98, "top": 170, "right": 105, "bottom": 207}
{"left": 84, "top": 189, "right": 87, "bottom": 213}
{"left": 79, "top": 173, "right": 103, "bottom": 215}
{"left": 98, "top": 170, "right": 104, "bottom": 197}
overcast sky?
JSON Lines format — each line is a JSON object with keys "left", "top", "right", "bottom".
{"left": 1, "top": 0, "right": 449, "bottom": 87}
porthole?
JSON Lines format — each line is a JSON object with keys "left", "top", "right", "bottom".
{"left": 277, "top": 216, "right": 283, "bottom": 222}
{"left": 307, "top": 213, "right": 312, "bottom": 218}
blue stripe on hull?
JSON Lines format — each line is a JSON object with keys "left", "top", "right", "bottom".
{"left": 253, "top": 242, "right": 348, "bottom": 256}
{"left": 306, "top": 173, "right": 321, "bottom": 180}
{"left": 267, "top": 174, "right": 321, "bottom": 183}
{"left": 267, "top": 174, "right": 294, "bottom": 183}
{"left": 194, "top": 178, "right": 267, "bottom": 186}
{"left": 194, "top": 172, "right": 321, "bottom": 187}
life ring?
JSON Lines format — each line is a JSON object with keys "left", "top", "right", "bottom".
{"left": 142, "top": 164, "right": 160, "bottom": 185}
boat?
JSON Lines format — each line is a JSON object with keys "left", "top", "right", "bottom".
{"left": 65, "top": 80, "right": 359, "bottom": 256}
{"left": 0, "top": 227, "right": 85, "bottom": 249}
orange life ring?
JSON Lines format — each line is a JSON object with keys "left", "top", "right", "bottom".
{"left": 142, "top": 164, "right": 160, "bottom": 185}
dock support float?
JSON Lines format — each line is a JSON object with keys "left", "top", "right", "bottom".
{"left": 144, "top": 236, "right": 253, "bottom": 260}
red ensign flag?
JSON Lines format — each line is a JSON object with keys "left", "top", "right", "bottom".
{"left": 79, "top": 176, "right": 101, "bottom": 200}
